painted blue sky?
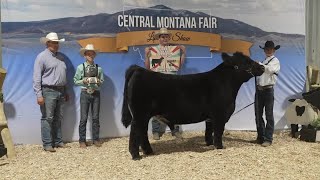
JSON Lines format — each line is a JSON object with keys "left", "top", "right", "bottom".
{"left": 1, "top": 0, "right": 305, "bottom": 34}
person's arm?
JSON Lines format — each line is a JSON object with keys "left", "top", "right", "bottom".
{"left": 145, "top": 47, "right": 151, "bottom": 69}
{"left": 33, "top": 55, "right": 44, "bottom": 99}
{"left": 262, "top": 58, "right": 280, "bottom": 75}
{"left": 179, "top": 45, "right": 186, "bottom": 67}
{"left": 98, "top": 67, "right": 104, "bottom": 85}
{"left": 73, "top": 65, "right": 86, "bottom": 86}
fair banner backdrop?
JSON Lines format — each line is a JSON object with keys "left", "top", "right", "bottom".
{"left": 78, "top": 30, "right": 253, "bottom": 56}
{"left": 1, "top": 1, "right": 306, "bottom": 144}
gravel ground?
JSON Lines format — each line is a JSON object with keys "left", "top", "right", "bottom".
{"left": 1, "top": 131, "right": 320, "bottom": 180}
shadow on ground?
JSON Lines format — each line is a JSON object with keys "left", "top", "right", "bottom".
{"left": 149, "top": 133, "right": 260, "bottom": 156}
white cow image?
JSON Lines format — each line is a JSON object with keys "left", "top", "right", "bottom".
{"left": 285, "top": 99, "right": 319, "bottom": 125}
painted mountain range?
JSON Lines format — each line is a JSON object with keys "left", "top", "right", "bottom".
{"left": 2, "top": 5, "right": 304, "bottom": 40}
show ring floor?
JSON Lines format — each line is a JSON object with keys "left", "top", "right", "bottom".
{"left": 1, "top": 131, "right": 320, "bottom": 179}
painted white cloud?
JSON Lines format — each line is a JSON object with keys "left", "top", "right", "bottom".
{"left": 123, "top": 0, "right": 163, "bottom": 7}
{"left": 75, "top": 0, "right": 84, "bottom": 6}
{"left": 1, "top": 0, "right": 305, "bottom": 34}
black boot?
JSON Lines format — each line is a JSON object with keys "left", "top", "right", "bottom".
{"left": 0, "top": 143, "right": 7, "bottom": 158}
{"left": 291, "top": 124, "right": 299, "bottom": 138}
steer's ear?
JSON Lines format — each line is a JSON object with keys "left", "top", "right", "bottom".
{"left": 222, "top": 53, "right": 232, "bottom": 64}
{"left": 288, "top": 99, "right": 296, "bottom": 102}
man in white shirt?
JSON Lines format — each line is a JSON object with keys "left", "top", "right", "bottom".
{"left": 254, "top": 41, "right": 280, "bottom": 147}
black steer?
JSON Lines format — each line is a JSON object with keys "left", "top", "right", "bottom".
{"left": 122, "top": 52, "right": 265, "bottom": 160}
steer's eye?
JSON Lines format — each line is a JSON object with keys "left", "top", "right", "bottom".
{"left": 234, "top": 65, "right": 238, "bottom": 70}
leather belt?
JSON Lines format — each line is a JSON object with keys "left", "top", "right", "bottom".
{"left": 81, "top": 88, "right": 99, "bottom": 94}
{"left": 257, "top": 85, "right": 273, "bottom": 91}
{"left": 42, "top": 85, "right": 65, "bottom": 91}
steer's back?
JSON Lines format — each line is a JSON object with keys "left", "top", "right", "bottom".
{"left": 127, "top": 67, "right": 217, "bottom": 124}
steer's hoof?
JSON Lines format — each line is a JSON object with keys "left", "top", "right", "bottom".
{"left": 143, "top": 149, "right": 154, "bottom": 155}
{"left": 214, "top": 145, "right": 225, "bottom": 149}
{"left": 132, "top": 155, "right": 142, "bottom": 161}
{"left": 205, "top": 140, "right": 213, "bottom": 146}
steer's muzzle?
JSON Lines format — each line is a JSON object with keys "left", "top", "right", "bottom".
{"left": 258, "top": 65, "right": 265, "bottom": 75}
{"left": 254, "top": 64, "right": 265, "bottom": 76}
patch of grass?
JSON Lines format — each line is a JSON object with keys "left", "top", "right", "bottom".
{"left": 310, "top": 117, "right": 320, "bottom": 129}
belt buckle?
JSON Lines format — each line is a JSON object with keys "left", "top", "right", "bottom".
{"left": 86, "top": 88, "right": 95, "bottom": 94}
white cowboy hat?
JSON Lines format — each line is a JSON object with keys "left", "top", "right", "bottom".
{"left": 40, "top": 32, "right": 65, "bottom": 44}
{"left": 154, "top": 28, "right": 172, "bottom": 40}
{"left": 80, "top": 44, "right": 99, "bottom": 57}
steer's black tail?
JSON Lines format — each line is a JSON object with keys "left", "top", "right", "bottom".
{"left": 121, "top": 65, "right": 139, "bottom": 128}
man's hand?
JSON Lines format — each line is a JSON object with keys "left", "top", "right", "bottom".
{"left": 145, "top": 47, "right": 151, "bottom": 57}
{"left": 179, "top": 45, "right": 186, "bottom": 66}
{"left": 179, "top": 45, "right": 186, "bottom": 54}
{"left": 37, "top": 97, "right": 44, "bottom": 105}
{"left": 145, "top": 47, "right": 152, "bottom": 69}
{"left": 83, "top": 78, "right": 88, "bottom": 84}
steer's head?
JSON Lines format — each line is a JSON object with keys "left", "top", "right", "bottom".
{"left": 222, "top": 52, "right": 265, "bottom": 77}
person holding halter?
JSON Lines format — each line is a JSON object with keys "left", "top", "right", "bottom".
{"left": 254, "top": 40, "right": 280, "bottom": 147}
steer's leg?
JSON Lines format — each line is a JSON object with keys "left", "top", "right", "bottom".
{"left": 129, "top": 120, "right": 142, "bottom": 160}
{"left": 168, "top": 123, "right": 175, "bottom": 132}
{"left": 213, "top": 120, "right": 225, "bottom": 149}
{"left": 140, "top": 118, "right": 153, "bottom": 155}
{"left": 205, "top": 119, "right": 214, "bottom": 146}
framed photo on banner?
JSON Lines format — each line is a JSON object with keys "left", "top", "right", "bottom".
{"left": 149, "top": 45, "right": 181, "bottom": 73}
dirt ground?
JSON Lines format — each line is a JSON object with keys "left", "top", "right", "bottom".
{"left": 1, "top": 130, "right": 320, "bottom": 180}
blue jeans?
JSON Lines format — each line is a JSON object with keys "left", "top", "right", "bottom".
{"left": 254, "top": 88, "right": 274, "bottom": 143}
{"left": 40, "top": 88, "right": 65, "bottom": 148}
{"left": 151, "top": 116, "right": 180, "bottom": 135}
{"left": 79, "top": 91, "right": 100, "bottom": 142}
